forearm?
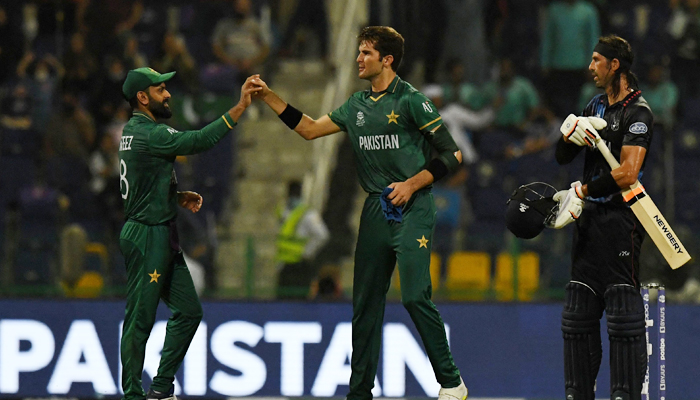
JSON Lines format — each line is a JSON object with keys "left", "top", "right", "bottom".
{"left": 406, "top": 170, "right": 435, "bottom": 192}
{"left": 227, "top": 101, "right": 249, "bottom": 123}
{"left": 261, "top": 89, "right": 289, "bottom": 115}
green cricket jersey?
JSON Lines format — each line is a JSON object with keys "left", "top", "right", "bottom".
{"left": 329, "top": 75, "right": 459, "bottom": 194}
{"left": 119, "top": 112, "right": 236, "bottom": 225}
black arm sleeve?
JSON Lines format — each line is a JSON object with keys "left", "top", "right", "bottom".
{"left": 425, "top": 124, "right": 460, "bottom": 172}
{"left": 555, "top": 136, "right": 583, "bottom": 165}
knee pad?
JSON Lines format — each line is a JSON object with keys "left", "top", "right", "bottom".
{"left": 561, "top": 281, "right": 604, "bottom": 400}
{"left": 605, "top": 284, "right": 647, "bottom": 400}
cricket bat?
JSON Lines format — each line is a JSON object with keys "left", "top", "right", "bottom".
{"left": 594, "top": 138, "right": 690, "bottom": 269}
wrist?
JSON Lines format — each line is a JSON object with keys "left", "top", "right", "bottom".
{"left": 575, "top": 185, "right": 586, "bottom": 199}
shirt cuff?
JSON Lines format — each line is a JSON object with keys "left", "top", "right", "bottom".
{"left": 221, "top": 113, "right": 236, "bottom": 130}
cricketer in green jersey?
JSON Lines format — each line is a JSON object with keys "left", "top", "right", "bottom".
{"left": 119, "top": 68, "right": 259, "bottom": 400}
{"left": 252, "top": 26, "right": 468, "bottom": 400}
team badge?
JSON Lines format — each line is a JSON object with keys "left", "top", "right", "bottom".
{"left": 519, "top": 203, "right": 529, "bottom": 213}
{"left": 417, "top": 235, "right": 429, "bottom": 248}
{"left": 629, "top": 122, "right": 648, "bottom": 134}
{"left": 386, "top": 110, "right": 400, "bottom": 124}
{"left": 611, "top": 117, "right": 620, "bottom": 131}
{"left": 356, "top": 111, "right": 365, "bottom": 127}
{"left": 149, "top": 269, "right": 161, "bottom": 283}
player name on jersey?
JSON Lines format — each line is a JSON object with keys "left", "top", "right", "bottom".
{"left": 120, "top": 136, "right": 133, "bottom": 151}
{"left": 359, "top": 134, "right": 400, "bottom": 150}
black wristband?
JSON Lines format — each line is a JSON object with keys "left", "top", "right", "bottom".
{"left": 278, "top": 104, "right": 303, "bottom": 129}
{"left": 426, "top": 158, "right": 449, "bottom": 183}
{"left": 586, "top": 172, "right": 620, "bottom": 198}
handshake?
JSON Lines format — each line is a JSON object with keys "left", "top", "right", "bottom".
{"left": 560, "top": 114, "right": 607, "bottom": 147}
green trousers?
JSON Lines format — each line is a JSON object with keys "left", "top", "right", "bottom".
{"left": 119, "top": 220, "right": 203, "bottom": 400}
{"left": 348, "top": 190, "right": 461, "bottom": 400}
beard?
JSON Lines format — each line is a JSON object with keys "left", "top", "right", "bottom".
{"left": 148, "top": 97, "right": 172, "bottom": 119}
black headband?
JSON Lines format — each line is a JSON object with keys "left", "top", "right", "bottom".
{"left": 594, "top": 42, "right": 632, "bottom": 70}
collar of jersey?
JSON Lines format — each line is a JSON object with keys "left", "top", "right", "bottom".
{"left": 133, "top": 112, "right": 155, "bottom": 122}
{"left": 367, "top": 75, "right": 401, "bottom": 101}
{"left": 604, "top": 89, "right": 642, "bottom": 108}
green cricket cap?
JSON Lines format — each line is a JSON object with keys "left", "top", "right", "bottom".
{"left": 122, "top": 67, "right": 176, "bottom": 100}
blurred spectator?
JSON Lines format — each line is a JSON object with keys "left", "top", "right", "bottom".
{"left": 88, "top": 134, "right": 121, "bottom": 227}
{"left": 641, "top": 63, "right": 680, "bottom": 130}
{"left": 104, "top": 106, "right": 131, "bottom": 147}
{"left": 668, "top": 0, "right": 700, "bottom": 101}
{"left": 121, "top": 32, "right": 147, "bottom": 70}
{"left": 77, "top": 0, "right": 144, "bottom": 55}
{"left": 63, "top": 32, "right": 98, "bottom": 94}
{"left": 479, "top": 58, "right": 554, "bottom": 159}
{"left": 436, "top": 58, "right": 482, "bottom": 109}
{"left": 0, "top": 83, "right": 33, "bottom": 131}
{"left": 279, "top": 0, "right": 329, "bottom": 60}
{"left": 0, "top": 81, "right": 38, "bottom": 157}
{"left": 21, "top": 3, "right": 39, "bottom": 51}
{"left": 276, "top": 180, "right": 329, "bottom": 300}
{"left": 484, "top": 0, "right": 542, "bottom": 78}
{"left": 16, "top": 52, "right": 64, "bottom": 132}
{"left": 422, "top": 84, "right": 491, "bottom": 165}
{"left": 44, "top": 90, "right": 96, "bottom": 161}
{"left": 540, "top": 0, "right": 601, "bottom": 117}
{"left": 440, "top": 0, "right": 489, "bottom": 83}
{"left": 208, "top": 0, "right": 271, "bottom": 93}
{"left": 59, "top": 224, "right": 88, "bottom": 290}
{"left": 577, "top": 81, "right": 602, "bottom": 113}
{"left": 153, "top": 31, "right": 199, "bottom": 94}
{"left": 481, "top": 58, "right": 543, "bottom": 131}
{"left": 0, "top": 5, "right": 22, "bottom": 83}
{"left": 92, "top": 56, "right": 128, "bottom": 128}
{"left": 309, "top": 265, "right": 346, "bottom": 301}
{"left": 12, "top": 172, "right": 69, "bottom": 285}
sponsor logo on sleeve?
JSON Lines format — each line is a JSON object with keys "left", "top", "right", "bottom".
{"left": 629, "top": 122, "right": 648, "bottom": 134}
{"left": 422, "top": 101, "right": 433, "bottom": 113}
{"left": 166, "top": 127, "right": 179, "bottom": 135}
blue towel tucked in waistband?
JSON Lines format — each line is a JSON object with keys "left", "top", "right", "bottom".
{"left": 380, "top": 187, "right": 403, "bottom": 223}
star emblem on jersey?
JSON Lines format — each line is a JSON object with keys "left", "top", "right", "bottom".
{"left": 149, "top": 269, "right": 161, "bottom": 283}
{"left": 386, "top": 110, "right": 400, "bottom": 124}
{"left": 417, "top": 235, "right": 429, "bottom": 248}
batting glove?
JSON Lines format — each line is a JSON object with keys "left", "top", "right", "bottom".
{"left": 551, "top": 181, "right": 584, "bottom": 229}
{"left": 560, "top": 115, "right": 607, "bottom": 147}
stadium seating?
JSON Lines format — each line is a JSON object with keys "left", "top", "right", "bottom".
{"left": 494, "top": 251, "right": 540, "bottom": 301}
{"left": 444, "top": 251, "right": 491, "bottom": 301}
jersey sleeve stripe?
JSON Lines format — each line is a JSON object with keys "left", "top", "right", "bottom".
{"left": 419, "top": 116, "right": 442, "bottom": 131}
{"left": 221, "top": 114, "right": 234, "bottom": 129}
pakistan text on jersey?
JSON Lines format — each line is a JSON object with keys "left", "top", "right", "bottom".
{"left": 120, "top": 136, "right": 133, "bottom": 151}
{"left": 359, "top": 134, "right": 400, "bottom": 150}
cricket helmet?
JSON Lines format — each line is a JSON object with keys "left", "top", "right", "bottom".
{"left": 505, "top": 182, "right": 558, "bottom": 239}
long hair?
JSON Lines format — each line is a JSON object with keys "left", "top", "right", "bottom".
{"left": 357, "top": 26, "right": 404, "bottom": 72}
{"left": 598, "top": 35, "right": 639, "bottom": 99}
